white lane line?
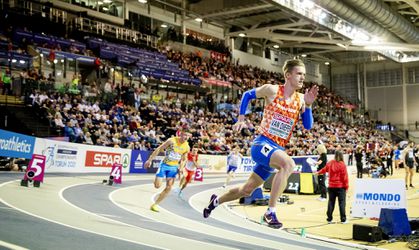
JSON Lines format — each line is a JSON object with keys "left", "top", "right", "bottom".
{"left": 0, "top": 240, "right": 29, "bottom": 250}
{"left": 0, "top": 180, "right": 166, "bottom": 250}
{"left": 109, "top": 182, "right": 302, "bottom": 250}
{"left": 110, "top": 182, "right": 240, "bottom": 250}
{"left": 95, "top": 213, "right": 122, "bottom": 218}
{"left": 58, "top": 182, "right": 169, "bottom": 250}
{"left": 189, "top": 187, "right": 381, "bottom": 250}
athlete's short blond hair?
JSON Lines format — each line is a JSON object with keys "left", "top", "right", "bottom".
{"left": 282, "top": 59, "right": 305, "bottom": 75}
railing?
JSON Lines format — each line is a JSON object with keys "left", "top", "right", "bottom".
{"left": 73, "top": 17, "right": 158, "bottom": 48}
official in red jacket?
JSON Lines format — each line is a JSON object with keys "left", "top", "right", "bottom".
{"left": 316, "top": 150, "right": 349, "bottom": 223}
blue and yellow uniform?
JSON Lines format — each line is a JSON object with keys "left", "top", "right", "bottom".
{"left": 156, "top": 137, "right": 190, "bottom": 178}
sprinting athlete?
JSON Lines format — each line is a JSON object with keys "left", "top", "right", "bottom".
{"left": 145, "top": 129, "right": 190, "bottom": 212}
{"left": 177, "top": 145, "right": 199, "bottom": 198}
{"left": 223, "top": 146, "right": 243, "bottom": 188}
{"left": 203, "top": 59, "right": 318, "bottom": 228}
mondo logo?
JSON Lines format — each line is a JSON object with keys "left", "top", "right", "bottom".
{"left": 85, "top": 151, "right": 124, "bottom": 167}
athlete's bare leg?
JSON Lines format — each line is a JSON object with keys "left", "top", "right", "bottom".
{"left": 154, "top": 178, "right": 175, "bottom": 205}
{"left": 268, "top": 150, "right": 295, "bottom": 208}
{"left": 218, "top": 173, "right": 264, "bottom": 204}
{"left": 224, "top": 171, "right": 235, "bottom": 187}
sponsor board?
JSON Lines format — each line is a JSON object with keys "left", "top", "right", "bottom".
{"left": 236, "top": 157, "right": 255, "bottom": 173}
{"left": 33, "top": 138, "right": 131, "bottom": 173}
{"left": 0, "top": 129, "right": 35, "bottom": 159}
{"left": 197, "top": 154, "right": 227, "bottom": 173}
{"left": 129, "top": 150, "right": 151, "bottom": 173}
{"left": 351, "top": 179, "right": 406, "bottom": 218}
{"left": 85, "top": 151, "right": 130, "bottom": 168}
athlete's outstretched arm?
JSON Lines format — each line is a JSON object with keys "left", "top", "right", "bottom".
{"left": 144, "top": 139, "right": 172, "bottom": 168}
{"left": 234, "top": 84, "right": 275, "bottom": 131}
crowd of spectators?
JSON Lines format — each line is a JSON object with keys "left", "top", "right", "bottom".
{"left": 161, "top": 46, "right": 283, "bottom": 90}
{"left": 26, "top": 74, "right": 391, "bottom": 158}
{"left": 1, "top": 22, "right": 393, "bottom": 158}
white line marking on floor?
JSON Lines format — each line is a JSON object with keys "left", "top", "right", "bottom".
{"left": 0, "top": 240, "right": 29, "bottom": 250}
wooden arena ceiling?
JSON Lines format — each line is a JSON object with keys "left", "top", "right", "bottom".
{"left": 146, "top": 0, "right": 419, "bottom": 63}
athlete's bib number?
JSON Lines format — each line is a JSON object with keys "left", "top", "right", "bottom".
{"left": 268, "top": 114, "right": 294, "bottom": 139}
{"left": 167, "top": 151, "right": 182, "bottom": 162}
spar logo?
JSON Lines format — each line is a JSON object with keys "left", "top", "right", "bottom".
{"left": 85, "top": 151, "right": 129, "bottom": 168}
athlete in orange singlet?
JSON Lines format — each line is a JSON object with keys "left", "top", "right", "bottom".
{"left": 203, "top": 59, "right": 318, "bottom": 228}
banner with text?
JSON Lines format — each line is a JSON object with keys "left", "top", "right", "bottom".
{"left": 351, "top": 179, "right": 406, "bottom": 218}
{"left": 0, "top": 129, "right": 35, "bottom": 159}
{"left": 33, "top": 138, "right": 131, "bottom": 173}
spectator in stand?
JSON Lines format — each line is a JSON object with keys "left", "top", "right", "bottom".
{"left": 316, "top": 150, "right": 349, "bottom": 224}
{"left": 1, "top": 68, "right": 12, "bottom": 95}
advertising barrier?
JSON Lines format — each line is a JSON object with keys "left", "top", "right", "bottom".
{"left": 351, "top": 179, "right": 406, "bottom": 218}
{"left": 129, "top": 150, "right": 152, "bottom": 173}
{"left": 33, "top": 138, "right": 131, "bottom": 173}
{"left": 0, "top": 129, "right": 35, "bottom": 159}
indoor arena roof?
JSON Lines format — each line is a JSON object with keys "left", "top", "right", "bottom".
{"left": 146, "top": 0, "right": 419, "bottom": 64}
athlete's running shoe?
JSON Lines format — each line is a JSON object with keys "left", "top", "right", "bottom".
{"left": 150, "top": 204, "right": 159, "bottom": 212}
{"left": 263, "top": 212, "right": 283, "bottom": 228}
{"left": 203, "top": 194, "right": 218, "bottom": 218}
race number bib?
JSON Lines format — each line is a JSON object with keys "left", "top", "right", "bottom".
{"left": 166, "top": 151, "right": 182, "bottom": 162}
{"left": 268, "top": 114, "right": 294, "bottom": 139}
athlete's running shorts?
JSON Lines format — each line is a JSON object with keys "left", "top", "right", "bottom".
{"left": 185, "top": 169, "right": 195, "bottom": 182}
{"left": 227, "top": 165, "right": 238, "bottom": 173}
{"left": 156, "top": 162, "right": 178, "bottom": 178}
{"left": 251, "top": 135, "right": 285, "bottom": 181}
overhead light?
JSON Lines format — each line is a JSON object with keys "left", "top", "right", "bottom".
{"left": 238, "top": 33, "right": 246, "bottom": 37}
{"left": 301, "top": 54, "right": 307, "bottom": 57}
{"left": 336, "top": 43, "right": 346, "bottom": 49}
{"left": 302, "top": 0, "right": 314, "bottom": 9}
{"left": 11, "top": 59, "right": 17, "bottom": 63}
{"left": 53, "top": 59, "right": 58, "bottom": 64}
{"left": 138, "top": 0, "right": 147, "bottom": 3}
{"left": 324, "top": 62, "right": 330, "bottom": 65}
{"left": 19, "top": 60, "right": 25, "bottom": 64}
{"left": 102, "top": 7, "right": 109, "bottom": 11}
{"left": 98, "top": 1, "right": 103, "bottom": 5}
{"left": 103, "top": 0, "right": 112, "bottom": 3}
{"left": 195, "top": 17, "right": 203, "bottom": 22}
{"left": 273, "top": 45, "right": 279, "bottom": 49}
{"left": 161, "top": 24, "right": 168, "bottom": 28}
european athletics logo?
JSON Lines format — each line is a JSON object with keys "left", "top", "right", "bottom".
{"left": 0, "top": 129, "right": 35, "bottom": 159}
